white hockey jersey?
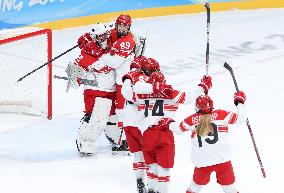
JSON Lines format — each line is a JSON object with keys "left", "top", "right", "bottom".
{"left": 83, "top": 69, "right": 116, "bottom": 92}
{"left": 89, "top": 32, "right": 136, "bottom": 86}
{"left": 170, "top": 104, "right": 247, "bottom": 167}
{"left": 132, "top": 84, "right": 205, "bottom": 133}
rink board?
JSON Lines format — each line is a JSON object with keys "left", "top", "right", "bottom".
{"left": 34, "top": 0, "right": 284, "bottom": 30}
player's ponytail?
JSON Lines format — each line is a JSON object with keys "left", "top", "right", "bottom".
{"left": 196, "top": 114, "right": 212, "bottom": 137}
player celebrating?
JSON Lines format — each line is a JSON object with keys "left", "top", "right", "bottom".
{"left": 169, "top": 92, "right": 247, "bottom": 193}
{"left": 137, "top": 74, "right": 211, "bottom": 193}
{"left": 89, "top": 14, "right": 145, "bottom": 152}
{"left": 120, "top": 56, "right": 161, "bottom": 193}
{"left": 65, "top": 23, "right": 118, "bottom": 155}
{"left": 121, "top": 56, "right": 212, "bottom": 193}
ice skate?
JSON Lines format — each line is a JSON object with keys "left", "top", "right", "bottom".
{"left": 137, "top": 179, "right": 148, "bottom": 193}
{"left": 111, "top": 140, "right": 131, "bottom": 156}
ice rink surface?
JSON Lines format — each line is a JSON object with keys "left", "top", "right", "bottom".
{"left": 0, "top": 8, "right": 284, "bottom": 193}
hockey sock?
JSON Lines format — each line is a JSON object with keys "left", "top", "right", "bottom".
{"left": 133, "top": 151, "right": 149, "bottom": 181}
{"left": 157, "top": 165, "right": 171, "bottom": 193}
{"left": 187, "top": 181, "right": 203, "bottom": 193}
{"left": 221, "top": 184, "right": 238, "bottom": 193}
{"left": 147, "top": 164, "right": 159, "bottom": 192}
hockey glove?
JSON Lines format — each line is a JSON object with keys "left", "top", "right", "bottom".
{"left": 157, "top": 118, "right": 175, "bottom": 131}
{"left": 234, "top": 91, "right": 246, "bottom": 105}
{"left": 198, "top": 75, "right": 212, "bottom": 94}
{"left": 153, "top": 82, "right": 173, "bottom": 97}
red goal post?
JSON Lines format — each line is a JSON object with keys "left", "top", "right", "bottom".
{"left": 0, "top": 28, "right": 52, "bottom": 119}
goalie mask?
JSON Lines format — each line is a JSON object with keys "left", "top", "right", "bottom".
{"left": 195, "top": 95, "right": 214, "bottom": 114}
{"left": 115, "top": 14, "right": 132, "bottom": 37}
{"left": 90, "top": 23, "right": 109, "bottom": 49}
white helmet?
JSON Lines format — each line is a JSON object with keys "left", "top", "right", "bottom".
{"left": 90, "top": 23, "right": 109, "bottom": 49}
{"left": 90, "top": 23, "right": 107, "bottom": 39}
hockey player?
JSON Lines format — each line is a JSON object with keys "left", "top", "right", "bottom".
{"left": 122, "top": 57, "right": 212, "bottom": 193}
{"left": 120, "top": 56, "right": 161, "bottom": 193}
{"left": 65, "top": 23, "right": 119, "bottom": 155}
{"left": 88, "top": 14, "right": 145, "bottom": 152}
{"left": 134, "top": 74, "right": 211, "bottom": 193}
{"left": 168, "top": 92, "right": 247, "bottom": 193}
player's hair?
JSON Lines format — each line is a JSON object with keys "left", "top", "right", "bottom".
{"left": 196, "top": 114, "right": 212, "bottom": 137}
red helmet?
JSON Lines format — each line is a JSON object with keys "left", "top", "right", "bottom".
{"left": 196, "top": 95, "right": 214, "bottom": 114}
{"left": 150, "top": 71, "right": 165, "bottom": 83}
{"left": 115, "top": 14, "right": 132, "bottom": 37}
{"left": 147, "top": 58, "right": 160, "bottom": 72}
{"left": 116, "top": 14, "right": 132, "bottom": 26}
{"left": 130, "top": 56, "right": 148, "bottom": 70}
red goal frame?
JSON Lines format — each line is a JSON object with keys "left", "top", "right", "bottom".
{"left": 0, "top": 29, "right": 53, "bottom": 119}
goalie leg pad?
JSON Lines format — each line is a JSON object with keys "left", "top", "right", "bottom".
{"left": 76, "top": 138, "right": 97, "bottom": 155}
{"left": 77, "top": 97, "right": 112, "bottom": 154}
{"left": 104, "top": 114, "right": 121, "bottom": 145}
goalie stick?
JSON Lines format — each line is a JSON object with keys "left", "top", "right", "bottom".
{"left": 17, "top": 44, "right": 79, "bottom": 82}
{"left": 224, "top": 62, "right": 266, "bottom": 178}
{"left": 53, "top": 75, "right": 98, "bottom": 87}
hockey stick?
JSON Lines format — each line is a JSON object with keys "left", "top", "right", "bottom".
{"left": 224, "top": 62, "right": 266, "bottom": 178}
{"left": 134, "top": 36, "right": 146, "bottom": 58}
{"left": 17, "top": 44, "right": 79, "bottom": 82}
{"left": 54, "top": 75, "right": 98, "bottom": 87}
{"left": 197, "top": 1, "right": 210, "bottom": 75}
{"left": 205, "top": 2, "right": 210, "bottom": 76}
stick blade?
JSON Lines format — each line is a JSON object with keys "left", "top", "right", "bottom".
{"left": 204, "top": 2, "right": 210, "bottom": 9}
{"left": 223, "top": 62, "right": 232, "bottom": 71}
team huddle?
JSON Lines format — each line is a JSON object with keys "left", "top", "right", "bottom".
{"left": 65, "top": 14, "right": 247, "bottom": 193}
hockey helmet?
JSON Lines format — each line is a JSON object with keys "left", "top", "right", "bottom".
{"left": 130, "top": 56, "right": 148, "bottom": 71}
{"left": 115, "top": 14, "right": 132, "bottom": 36}
{"left": 150, "top": 71, "right": 166, "bottom": 83}
{"left": 147, "top": 58, "right": 160, "bottom": 72}
{"left": 196, "top": 95, "right": 214, "bottom": 114}
{"left": 90, "top": 23, "right": 109, "bottom": 48}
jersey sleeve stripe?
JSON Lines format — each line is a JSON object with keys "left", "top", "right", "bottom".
{"left": 158, "top": 176, "right": 170, "bottom": 182}
{"left": 228, "top": 113, "right": 238, "bottom": 124}
{"left": 180, "top": 121, "right": 189, "bottom": 132}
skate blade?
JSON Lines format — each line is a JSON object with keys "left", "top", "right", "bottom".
{"left": 78, "top": 152, "right": 95, "bottom": 157}
{"left": 111, "top": 151, "right": 131, "bottom": 156}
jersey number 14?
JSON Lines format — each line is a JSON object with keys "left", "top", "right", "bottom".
{"left": 144, "top": 100, "right": 165, "bottom": 117}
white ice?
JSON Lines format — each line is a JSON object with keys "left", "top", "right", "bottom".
{"left": 0, "top": 8, "right": 284, "bottom": 193}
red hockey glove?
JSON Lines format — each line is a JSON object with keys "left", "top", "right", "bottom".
{"left": 130, "top": 60, "right": 141, "bottom": 71}
{"left": 122, "top": 70, "right": 140, "bottom": 83}
{"left": 198, "top": 75, "right": 212, "bottom": 94}
{"left": 78, "top": 33, "right": 92, "bottom": 49}
{"left": 234, "top": 91, "right": 246, "bottom": 105}
{"left": 157, "top": 118, "right": 175, "bottom": 131}
{"left": 153, "top": 82, "right": 173, "bottom": 97}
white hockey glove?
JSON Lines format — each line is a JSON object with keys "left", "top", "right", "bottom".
{"left": 65, "top": 62, "right": 85, "bottom": 92}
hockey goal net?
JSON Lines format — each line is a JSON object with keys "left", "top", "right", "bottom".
{"left": 0, "top": 28, "right": 52, "bottom": 119}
